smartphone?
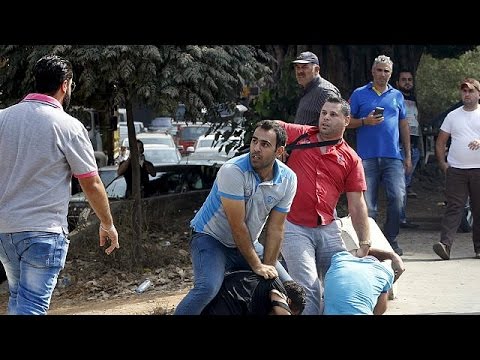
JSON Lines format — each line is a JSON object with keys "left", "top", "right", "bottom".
{"left": 373, "top": 107, "right": 384, "bottom": 117}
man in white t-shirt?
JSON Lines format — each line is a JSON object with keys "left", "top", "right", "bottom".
{"left": 433, "top": 78, "right": 480, "bottom": 260}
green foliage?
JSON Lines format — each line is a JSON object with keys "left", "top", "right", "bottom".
{"left": 425, "top": 45, "right": 476, "bottom": 59}
{"left": 416, "top": 46, "right": 480, "bottom": 122}
{"left": 0, "top": 45, "right": 57, "bottom": 106}
{"left": 251, "top": 52, "right": 299, "bottom": 123}
{"left": 0, "top": 45, "right": 272, "bottom": 120}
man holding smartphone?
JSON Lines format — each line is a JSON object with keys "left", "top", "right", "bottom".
{"left": 347, "top": 55, "right": 412, "bottom": 256}
{"left": 374, "top": 107, "right": 384, "bottom": 117}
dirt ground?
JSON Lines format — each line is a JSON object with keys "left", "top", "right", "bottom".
{"left": 0, "top": 162, "right": 449, "bottom": 315}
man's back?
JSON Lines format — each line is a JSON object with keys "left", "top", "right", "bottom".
{"left": 201, "top": 270, "right": 286, "bottom": 315}
{"left": 323, "top": 251, "right": 394, "bottom": 315}
{"left": 0, "top": 97, "right": 96, "bottom": 234}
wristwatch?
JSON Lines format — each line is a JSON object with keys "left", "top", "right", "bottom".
{"left": 358, "top": 240, "right": 372, "bottom": 247}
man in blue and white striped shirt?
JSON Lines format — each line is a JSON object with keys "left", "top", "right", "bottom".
{"left": 175, "top": 120, "right": 298, "bottom": 315}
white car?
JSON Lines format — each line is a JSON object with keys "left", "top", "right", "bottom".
{"left": 182, "top": 134, "right": 242, "bottom": 164}
{"left": 122, "top": 132, "right": 176, "bottom": 149}
{"left": 148, "top": 117, "right": 175, "bottom": 134}
{"left": 143, "top": 144, "right": 182, "bottom": 166}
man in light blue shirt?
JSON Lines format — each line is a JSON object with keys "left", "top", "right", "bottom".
{"left": 324, "top": 247, "right": 404, "bottom": 315}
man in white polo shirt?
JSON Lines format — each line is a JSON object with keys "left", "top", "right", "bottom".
{"left": 0, "top": 55, "right": 119, "bottom": 315}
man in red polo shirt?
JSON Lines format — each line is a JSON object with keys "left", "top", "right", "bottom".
{"left": 276, "top": 96, "right": 370, "bottom": 315}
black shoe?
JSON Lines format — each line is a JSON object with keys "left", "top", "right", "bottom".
{"left": 433, "top": 242, "right": 450, "bottom": 260}
{"left": 393, "top": 247, "right": 403, "bottom": 256}
{"left": 400, "top": 221, "right": 419, "bottom": 229}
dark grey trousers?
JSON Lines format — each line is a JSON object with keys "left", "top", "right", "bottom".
{"left": 441, "top": 167, "right": 480, "bottom": 252}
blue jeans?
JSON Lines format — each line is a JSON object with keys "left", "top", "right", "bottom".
{"left": 174, "top": 232, "right": 292, "bottom": 315}
{"left": 0, "top": 231, "right": 70, "bottom": 315}
{"left": 400, "top": 146, "right": 420, "bottom": 222}
{"left": 362, "top": 158, "right": 406, "bottom": 250}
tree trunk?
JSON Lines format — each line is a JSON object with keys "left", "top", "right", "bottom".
{"left": 125, "top": 99, "right": 143, "bottom": 270}
{"left": 309, "top": 45, "right": 425, "bottom": 98}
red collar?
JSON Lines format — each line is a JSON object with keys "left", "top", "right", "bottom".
{"left": 21, "top": 93, "right": 63, "bottom": 110}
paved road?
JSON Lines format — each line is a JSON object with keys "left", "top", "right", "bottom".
{"left": 385, "top": 220, "right": 480, "bottom": 315}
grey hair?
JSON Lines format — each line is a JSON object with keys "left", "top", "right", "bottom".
{"left": 372, "top": 54, "right": 393, "bottom": 70}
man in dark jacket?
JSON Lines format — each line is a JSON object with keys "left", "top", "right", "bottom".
{"left": 201, "top": 270, "right": 306, "bottom": 315}
{"left": 292, "top": 51, "right": 341, "bottom": 126}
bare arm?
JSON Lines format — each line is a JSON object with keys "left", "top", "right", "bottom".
{"left": 435, "top": 130, "right": 450, "bottom": 173}
{"left": 117, "top": 158, "right": 130, "bottom": 176}
{"left": 221, "top": 197, "right": 277, "bottom": 279}
{"left": 346, "top": 191, "right": 370, "bottom": 257}
{"left": 78, "top": 175, "right": 119, "bottom": 255}
{"left": 144, "top": 160, "right": 156, "bottom": 176}
{"left": 262, "top": 209, "right": 287, "bottom": 265}
{"left": 373, "top": 292, "right": 389, "bottom": 315}
{"left": 368, "top": 247, "right": 405, "bottom": 283}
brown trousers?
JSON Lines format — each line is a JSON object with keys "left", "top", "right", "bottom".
{"left": 441, "top": 167, "right": 480, "bottom": 252}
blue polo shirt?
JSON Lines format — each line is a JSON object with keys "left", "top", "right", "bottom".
{"left": 349, "top": 82, "right": 407, "bottom": 160}
{"left": 190, "top": 153, "right": 297, "bottom": 248}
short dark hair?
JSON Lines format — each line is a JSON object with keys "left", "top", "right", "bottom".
{"left": 283, "top": 280, "right": 306, "bottom": 315}
{"left": 34, "top": 55, "right": 73, "bottom": 94}
{"left": 324, "top": 96, "right": 351, "bottom": 117}
{"left": 397, "top": 69, "right": 414, "bottom": 81}
{"left": 255, "top": 120, "right": 287, "bottom": 149}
